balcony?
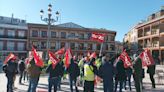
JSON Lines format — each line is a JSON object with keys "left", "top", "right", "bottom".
{"left": 0, "top": 35, "right": 27, "bottom": 39}
{"left": 151, "top": 29, "right": 159, "bottom": 35}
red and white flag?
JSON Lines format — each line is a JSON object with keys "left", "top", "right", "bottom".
{"left": 55, "top": 47, "right": 65, "bottom": 55}
{"left": 139, "top": 49, "right": 155, "bottom": 67}
{"left": 32, "top": 47, "right": 44, "bottom": 67}
{"left": 4, "top": 53, "right": 16, "bottom": 64}
{"left": 49, "top": 51, "right": 60, "bottom": 69}
{"left": 87, "top": 52, "right": 91, "bottom": 57}
{"left": 91, "top": 32, "right": 105, "bottom": 43}
{"left": 65, "top": 48, "right": 73, "bottom": 68}
{"left": 119, "top": 50, "right": 132, "bottom": 68}
{"left": 90, "top": 52, "right": 97, "bottom": 59}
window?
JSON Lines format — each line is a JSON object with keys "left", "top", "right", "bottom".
{"left": 51, "top": 31, "right": 56, "bottom": 38}
{"left": 0, "top": 28, "right": 4, "bottom": 37}
{"left": 88, "top": 43, "right": 92, "bottom": 50}
{"left": 61, "top": 42, "right": 65, "bottom": 48}
{"left": 96, "top": 44, "right": 101, "bottom": 50}
{"left": 8, "top": 30, "right": 15, "bottom": 37}
{"left": 50, "top": 42, "right": 56, "bottom": 49}
{"left": 110, "top": 44, "right": 115, "bottom": 51}
{"left": 70, "top": 43, "right": 75, "bottom": 50}
{"left": 32, "top": 41, "right": 39, "bottom": 48}
{"left": 41, "top": 31, "right": 47, "bottom": 37}
{"left": 79, "top": 43, "right": 84, "bottom": 50}
{"left": 32, "top": 30, "right": 38, "bottom": 37}
{"left": 87, "top": 33, "right": 91, "bottom": 39}
{"left": 17, "top": 42, "right": 25, "bottom": 51}
{"left": 7, "top": 41, "right": 15, "bottom": 50}
{"left": 0, "top": 41, "right": 3, "bottom": 50}
{"left": 18, "top": 31, "right": 25, "bottom": 38}
{"left": 105, "top": 44, "right": 108, "bottom": 50}
{"left": 61, "top": 32, "right": 66, "bottom": 38}
{"left": 41, "top": 42, "right": 46, "bottom": 49}
{"left": 79, "top": 33, "right": 84, "bottom": 39}
{"left": 111, "top": 36, "right": 115, "bottom": 41}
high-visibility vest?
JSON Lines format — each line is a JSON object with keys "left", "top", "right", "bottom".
{"left": 84, "top": 63, "right": 94, "bottom": 81}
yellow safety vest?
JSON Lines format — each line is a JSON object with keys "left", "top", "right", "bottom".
{"left": 84, "top": 64, "right": 95, "bottom": 81}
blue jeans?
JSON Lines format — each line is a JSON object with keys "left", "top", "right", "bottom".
{"left": 103, "top": 79, "right": 113, "bottom": 92}
{"left": 7, "top": 75, "right": 14, "bottom": 92}
{"left": 114, "top": 80, "right": 123, "bottom": 92}
{"left": 27, "top": 77, "right": 39, "bottom": 92}
{"left": 69, "top": 77, "right": 78, "bottom": 92}
{"left": 48, "top": 77, "right": 59, "bottom": 92}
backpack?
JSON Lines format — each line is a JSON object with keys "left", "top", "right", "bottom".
{"left": 6, "top": 62, "right": 17, "bottom": 73}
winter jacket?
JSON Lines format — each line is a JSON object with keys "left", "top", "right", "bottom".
{"left": 46, "top": 63, "right": 64, "bottom": 78}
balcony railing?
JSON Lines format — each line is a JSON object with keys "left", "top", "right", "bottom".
{"left": 0, "top": 35, "right": 27, "bottom": 39}
{"left": 151, "top": 29, "right": 159, "bottom": 35}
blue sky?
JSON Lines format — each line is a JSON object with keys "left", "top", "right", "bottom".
{"left": 0, "top": 0, "right": 164, "bottom": 41}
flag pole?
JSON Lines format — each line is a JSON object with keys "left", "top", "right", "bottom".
{"left": 99, "top": 42, "right": 103, "bottom": 57}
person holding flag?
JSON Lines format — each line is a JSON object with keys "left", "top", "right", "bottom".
{"left": 3, "top": 53, "right": 18, "bottom": 92}
{"left": 46, "top": 51, "right": 64, "bottom": 92}
{"left": 27, "top": 47, "right": 43, "bottom": 92}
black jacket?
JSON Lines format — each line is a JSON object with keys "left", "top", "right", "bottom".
{"left": 67, "top": 61, "right": 80, "bottom": 80}
{"left": 46, "top": 63, "right": 64, "bottom": 78}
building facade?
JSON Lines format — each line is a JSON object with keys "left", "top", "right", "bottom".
{"left": 136, "top": 9, "right": 164, "bottom": 64}
{"left": 28, "top": 22, "right": 116, "bottom": 59}
{"left": 0, "top": 16, "right": 28, "bottom": 61}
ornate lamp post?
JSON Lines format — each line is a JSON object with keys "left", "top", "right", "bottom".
{"left": 40, "top": 4, "right": 59, "bottom": 59}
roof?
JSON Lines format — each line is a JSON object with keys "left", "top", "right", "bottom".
{"left": 56, "top": 22, "right": 85, "bottom": 29}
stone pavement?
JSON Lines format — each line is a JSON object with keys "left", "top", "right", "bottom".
{"left": 0, "top": 73, "right": 164, "bottom": 92}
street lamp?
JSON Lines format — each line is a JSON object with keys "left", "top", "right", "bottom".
{"left": 40, "top": 4, "right": 59, "bottom": 59}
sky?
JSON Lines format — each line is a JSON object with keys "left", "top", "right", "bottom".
{"left": 0, "top": 0, "right": 164, "bottom": 41}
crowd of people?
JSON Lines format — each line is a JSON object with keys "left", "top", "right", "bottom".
{"left": 2, "top": 49, "right": 159, "bottom": 92}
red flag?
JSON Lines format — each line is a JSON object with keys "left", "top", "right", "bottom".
{"left": 90, "top": 52, "right": 97, "bottom": 59}
{"left": 55, "top": 47, "right": 65, "bottom": 55}
{"left": 32, "top": 47, "right": 44, "bottom": 67}
{"left": 119, "top": 50, "right": 132, "bottom": 68}
{"left": 65, "top": 48, "right": 73, "bottom": 68}
{"left": 91, "top": 32, "right": 105, "bottom": 43}
{"left": 87, "top": 52, "right": 91, "bottom": 57}
{"left": 4, "top": 53, "right": 16, "bottom": 64}
{"left": 49, "top": 51, "right": 60, "bottom": 69}
{"left": 139, "top": 49, "right": 155, "bottom": 67}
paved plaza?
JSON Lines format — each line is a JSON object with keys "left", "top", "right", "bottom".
{"left": 0, "top": 72, "right": 164, "bottom": 92}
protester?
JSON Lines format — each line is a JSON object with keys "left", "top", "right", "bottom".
{"left": 27, "top": 58, "right": 42, "bottom": 92}
{"left": 99, "top": 55, "right": 114, "bottom": 92}
{"left": 67, "top": 58, "right": 80, "bottom": 92}
{"left": 133, "top": 53, "right": 143, "bottom": 92}
{"left": 46, "top": 59, "right": 64, "bottom": 92}
{"left": 18, "top": 58, "right": 25, "bottom": 84}
{"left": 3, "top": 57, "right": 18, "bottom": 92}
{"left": 147, "top": 56, "right": 156, "bottom": 88}
{"left": 114, "top": 59, "right": 126, "bottom": 92}
{"left": 124, "top": 67, "right": 132, "bottom": 91}
{"left": 83, "top": 58, "right": 98, "bottom": 92}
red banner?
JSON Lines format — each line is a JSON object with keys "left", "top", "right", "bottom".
{"left": 119, "top": 50, "right": 132, "bottom": 68}
{"left": 4, "top": 53, "right": 16, "bottom": 64}
{"left": 91, "top": 32, "right": 105, "bottom": 43}
{"left": 65, "top": 48, "right": 73, "bottom": 68}
{"left": 90, "top": 52, "right": 97, "bottom": 59}
{"left": 139, "top": 49, "right": 155, "bottom": 67}
{"left": 55, "top": 47, "right": 65, "bottom": 55}
{"left": 32, "top": 47, "right": 44, "bottom": 67}
{"left": 49, "top": 51, "right": 60, "bottom": 69}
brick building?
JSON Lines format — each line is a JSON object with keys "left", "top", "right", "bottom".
{"left": 28, "top": 22, "right": 116, "bottom": 59}
{"left": 0, "top": 16, "right": 28, "bottom": 61}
